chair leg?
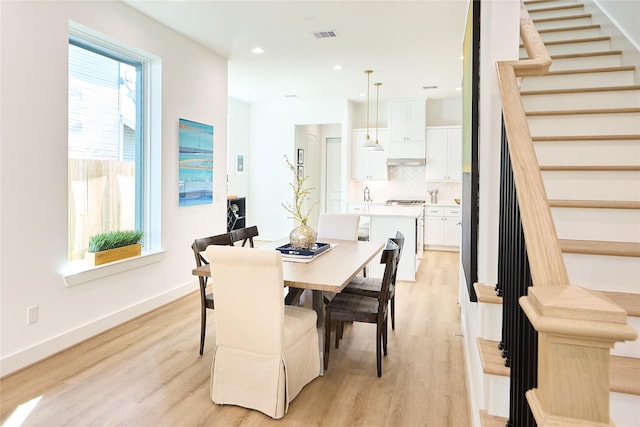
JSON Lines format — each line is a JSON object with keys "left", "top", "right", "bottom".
{"left": 200, "top": 307, "right": 206, "bottom": 356}
{"left": 324, "top": 311, "right": 331, "bottom": 371}
{"left": 391, "top": 295, "right": 395, "bottom": 330}
{"left": 376, "top": 322, "right": 382, "bottom": 377}
{"left": 383, "top": 316, "right": 388, "bottom": 356}
{"left": 335, "top": 321, "right": 342, "bottom": 349}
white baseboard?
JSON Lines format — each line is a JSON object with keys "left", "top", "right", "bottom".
{"left": 0, "top": 282, "right": 194, "bottom": 377}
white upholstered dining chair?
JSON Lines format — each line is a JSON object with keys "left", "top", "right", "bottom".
{"left": 316, "top": 213, "right": 360, "bottom": 241}
{"left": 206, "top": 245, "right": 320, "bottom": 419}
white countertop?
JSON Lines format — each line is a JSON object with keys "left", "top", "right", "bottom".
{"left": 425, "top": 203, "right": 461, "bottom": 208}
{"left": 352, "top": 205, "right": 423, "bottom": 218}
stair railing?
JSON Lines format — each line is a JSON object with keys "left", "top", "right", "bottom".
{"left": 496, "top": 3, "right": 637, "bottom": 425}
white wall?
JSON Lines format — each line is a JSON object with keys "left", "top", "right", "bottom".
{"left": 593, "top": 0, "right": 640, "bottom": 50}
{"left": 0, "top": 1, "right": 228, "bottom": 375}
{"left": 459, "top": 1, "right": 520, "bottom": 426}
{"left": 247, "top": 99, "right": 353, "bottom": 241}
{"left": 228, "top": 98, "right": 250, "bottom": 198}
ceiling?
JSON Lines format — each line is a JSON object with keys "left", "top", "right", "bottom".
{"left": 124, "top": 1, "right": 469, "bottom": 105}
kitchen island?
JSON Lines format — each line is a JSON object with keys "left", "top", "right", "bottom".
{"left": 348, "top": 204, "right": 423, "bottom": 281}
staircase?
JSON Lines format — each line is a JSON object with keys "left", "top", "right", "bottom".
{"left": 477, "top": 1, "right": 640, "bottom": 425}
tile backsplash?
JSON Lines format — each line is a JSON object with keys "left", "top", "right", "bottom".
{"left": 349, "top": 165, "right": 461, "bottom": 205}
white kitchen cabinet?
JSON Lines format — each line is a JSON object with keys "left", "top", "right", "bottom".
{"left": 352, "top": 129, "right": 387, "bottom": 180}
{"left": 424, "top": 205, "right": 461, "bottom": 250}
{"left": 387, "top": 100, "right": 426, "bottom": 159}
{"left": 425, "top": 126, "right": 462, "bottom": 181}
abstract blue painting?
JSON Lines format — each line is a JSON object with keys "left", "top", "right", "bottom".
{"left": 178, "top": 118, "right": 214, "bottom": 206}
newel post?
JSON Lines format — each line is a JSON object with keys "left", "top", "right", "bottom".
{"left": 520, "top": 285, "right": 637, "bottom": 426}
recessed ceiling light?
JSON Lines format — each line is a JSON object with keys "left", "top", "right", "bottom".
{"left": 284, "top": 94, "right": 297, "bottom": 98}
{"left": 251, "top": 47, "right": 264, "bottom": 54}
{"left": 422, "top": 85, "right": 438, "bottom": 90}
{"left": 333, "top": 65, "right": 342, "bottom": 70}
{"left": 456, "top": 87, "right": 462, "bottom": 91}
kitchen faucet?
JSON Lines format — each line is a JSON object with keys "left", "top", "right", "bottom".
{"left": 364, "top": 186, "right": 372, "bottom": 202}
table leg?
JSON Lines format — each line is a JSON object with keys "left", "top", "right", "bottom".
{"left": 312, "top": 289, "right": 325, "bottom": 375}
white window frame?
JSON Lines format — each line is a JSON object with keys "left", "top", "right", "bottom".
{"left": 64, "top": 22, "right": 163, "bottom": 287}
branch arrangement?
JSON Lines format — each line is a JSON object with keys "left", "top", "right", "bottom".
{"left": 281, "top": 155, "right": 318, "bottom": 225}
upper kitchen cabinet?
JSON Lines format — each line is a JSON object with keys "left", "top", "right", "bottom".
{"left": 352, "top": 129, "right": 388, "bottom": 181}
{"left": 387, "top": 100, "right": 426, "bottom": 160}
{"left": 425, "top": 126, "right": 462, "bottom": 181}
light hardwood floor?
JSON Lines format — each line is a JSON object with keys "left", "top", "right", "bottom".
{"left": 0, "top": 250, "right": 470, "bottom": 426}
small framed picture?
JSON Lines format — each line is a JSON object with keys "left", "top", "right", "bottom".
{"left": 297, "top": 165, "right": 304, "bottom": 178}
{"left": 297, "top": 148, "right": 304, "bottom": 165}
{"left": 235, "top": 152, "right": 245, "bottom": 175}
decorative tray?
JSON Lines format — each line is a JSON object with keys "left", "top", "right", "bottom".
{"left": 275, "top": 242, "right": 331, "bottom": 258}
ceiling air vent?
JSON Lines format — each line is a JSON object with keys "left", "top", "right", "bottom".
{"left": 313, "top": 30, "right": 337, "bottom": 39}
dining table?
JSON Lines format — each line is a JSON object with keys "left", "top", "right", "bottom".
{"left": 192, "top": 238, "right": 384, "bottom": 370}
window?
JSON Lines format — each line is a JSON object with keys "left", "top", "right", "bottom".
{"left": 68, "top": 35, "right": 144, "bottom": 262}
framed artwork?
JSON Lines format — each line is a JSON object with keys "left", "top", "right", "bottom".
{"left": 235, "top": 152, "right": 245, "bottom": 175}
{"left": 178, "top": 118, "right": 214, "bottom": 207}
{"left": 297, "top": 165, "right": 304, "bottom": 178}
{"left": 297, "top": 148, "right": 304, "bottom": 165}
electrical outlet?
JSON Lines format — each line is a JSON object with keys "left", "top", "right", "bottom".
{"left": 27, "top": 305, "right": 39, "bottom": 325}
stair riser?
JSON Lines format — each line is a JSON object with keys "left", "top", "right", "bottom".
{"left": 542, "top": 171, "right": 640, "bottom": 201}
{"left": 526, "top": 0, "right": 581, "bottom": 10}
{"left": 535, "top": 140, "right": 640, "bottom": 167}
{"left": 532, "top": 16, "right": 594, "bottom": 31}
{"left": 520, "top": 39, "right": 611, "bottom": 57}
{"left": 522, "top": 90, "right": 640, "bottom": 111}
{"left": 548, "top": 53, "right": 621, "bottom": 71}
{"left": 611, "top": 393, "right": 640, "bottom": 427}
{"left": 552, "top": 208, "right": 640, "bottom": 243}
{"left": 536, "top": 27, "right": 601, "bottom": 42}
{"left": 528, "top": 113, "right": 640, "bottom": 136}
{"left": 563, "top": 253, "right": 640, "bottom": 301}
{"left": 520, "top": 69, "right": 633, "bottom": 91}
{"left": 480, "top": 303, "right": 502, "bottom": 343}
{"left": 527, "top": 7, "right": 584, "bottom": 20}
{"left": 486, "top": 375, "right": 510, "bottom": 419}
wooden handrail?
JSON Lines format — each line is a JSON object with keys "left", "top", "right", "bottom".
{"left": 496, "top": 4, "right": 566, "bottom": 287}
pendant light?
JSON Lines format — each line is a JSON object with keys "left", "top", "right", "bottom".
{"left": 361, "top": 69, "right": 378, "bottom": 150}
{"left": 372, "top": 82, "right": 384, "bottom": 151}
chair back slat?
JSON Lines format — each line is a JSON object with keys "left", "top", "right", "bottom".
{"left": 230, "top": 225, "right": 259, "bottom": 247}
{"left": 378, "top": 239, "right": 399, "bottom": 311}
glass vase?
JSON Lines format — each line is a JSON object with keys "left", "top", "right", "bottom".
{"left": 289, "top": 223, "right": 317, "bottom": 250}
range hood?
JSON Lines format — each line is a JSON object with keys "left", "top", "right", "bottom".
{"left": 386, "top": 158, "right": 426, "bottom": 166}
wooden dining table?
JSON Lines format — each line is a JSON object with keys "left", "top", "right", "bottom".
{"left": 192, "top": 238, "right": 384, "bottom": 369}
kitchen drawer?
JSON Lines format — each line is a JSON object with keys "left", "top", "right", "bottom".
{"left": 425, "top": 206, "right": 444, "bottom": 216}
{"left": 444, "top": 207, "right": 461, "bottom": 217}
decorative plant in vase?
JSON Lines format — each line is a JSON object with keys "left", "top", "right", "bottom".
{"left": 282, "top": 155, "right": 318, "bottom": 249}
{"left": 86, "top": 230, "right": 143, "bottom": 266}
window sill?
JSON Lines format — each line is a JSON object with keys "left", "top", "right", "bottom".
{"left": 63, "top": 250, "right": 166, "bottom": 287}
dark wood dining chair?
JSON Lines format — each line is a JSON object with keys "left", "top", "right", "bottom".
{"left": 341, "top": 231, "right": 404, "bottom": 330}
{"left": 324, "top": 239, "right": 399, "bottom": 377}
{"left": 230, "top": 225, "right": 259, "bottom": 247}
{"left": 191, "top": 232, "right": 234, "bottom": 355}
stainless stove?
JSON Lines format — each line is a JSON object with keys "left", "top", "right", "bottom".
{"left": 385, "top": 199, "right": 426, "bottom": 206}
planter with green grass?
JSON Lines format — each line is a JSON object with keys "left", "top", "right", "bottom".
{"left": 85, "top": 230, "right": 143, "bottom": 266}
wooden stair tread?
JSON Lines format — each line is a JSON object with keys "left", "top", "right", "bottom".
{"left": 474, "top": 283, "right": 503, "bottom": 304}
{"left": 527, "top": 3, "right": 584, "bottom": 14}
{"left": 610, "top": 355, "right": 640, "bottom": 395}
{"left": 477, "top": 338, "right": 510, "bottom": 377}
{"left": 527, "top": 107, "right": 640, "bottom": 116}
{"left": 549, "top": 199, "right": 640, "bottom": 210}
{"left": 480, "top": 410, "right": 508, "bottom": 427}
{"left": 537, "top": 24, "right": 600, "bottom": 34}
{"left": 531, "top": 13, "right": 592, "bottom": 24}
{"left": 598, "top": 291, "right": 640, "bottom": 318}
{"left": 521, "top": 85, "right": 640, "bottom": 96}
{"left": 559, "top": 239, "right": 640, "bottom": 257}
{"left": 533, "top": 134, "right": 640, "bottom": 141}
